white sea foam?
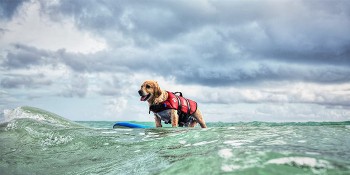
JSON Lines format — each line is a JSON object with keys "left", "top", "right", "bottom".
{"left": 40, "top": 133, "right": 73, "bottom": 148}
{"left": 1, "top": 107, "right": 77, "bottom": 128}
{"left": 306, "top": 152, "right": 321, "bottom": 155}
{"left": 147, "top": 132, "right": 158, "bottom": 135}
{"left": 4, "top": 121, "right": 17, "bottom": 131}
{"left": 101, "top": 131, "right": 119, "bottom": 134}
{"left": 114, "top": 129, "right": 133, "bottom": 132}
{"left": 179, "top": 140, "right": 187, "bottom": 144}
{"left": 192, "top": 140, "right": 218, "bottom": 146}
{"left": 218, "top": 148, "right": 233, "bottom": 159}
{"left": 2, "top": 107, "right": 45, "bottom": 124}
{"left": 266, "top": 139, "right": 287, "bottom": 145}
{"left": 266, "top": 157, "right": 333, "bottom": 169}
{"left": 297, "top": 140, "right": 307, "bottom": 143}
{"left": 223, "top": 140, "right": 251, "bottom": 147}
{"left": 221, "top": 164, "right": 240, "bottom": 172}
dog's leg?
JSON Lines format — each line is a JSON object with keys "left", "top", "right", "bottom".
{"left": 189, "top": 120, "right": 197, "bottom": 127}
{"left": 171, "top": 110, "right": 178, "bottom": 127}
{"left": 154, "top": 115, "right": 162, "bottom": 127}
{"left": 193, "top": 109, "right": 207, "bottom": 128}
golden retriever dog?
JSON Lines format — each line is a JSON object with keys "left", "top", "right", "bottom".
{"left": 138, "top": 80, "right": 207, "bottom": 128}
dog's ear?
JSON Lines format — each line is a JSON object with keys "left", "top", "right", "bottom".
{"left": 154, "top": 81, "right": 162, "bottom": 97}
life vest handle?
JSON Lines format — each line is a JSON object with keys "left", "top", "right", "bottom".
{"left": 173, "top": 92, "right": 183, "bottom": 97}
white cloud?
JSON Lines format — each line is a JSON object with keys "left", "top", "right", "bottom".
{"left": 0, "top": 1, "right": 106, "bottom": 54}
{"left": 59, "top": 73, "right": 89, "bottom": 98}
{"left": 105, "top": 97, "right": 128, "bottom": 117}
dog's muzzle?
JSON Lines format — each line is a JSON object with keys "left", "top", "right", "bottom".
{"left": 138, "top": 90, "right": 151, "bottom": 101}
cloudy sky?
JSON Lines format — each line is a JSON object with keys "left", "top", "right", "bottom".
{"left": 1, "top": 0, "right": 350, "bottom": 122}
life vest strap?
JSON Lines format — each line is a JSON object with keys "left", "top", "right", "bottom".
{"left": 185, "top": 98, "right": 191, "bottom": 115}
{"left": 174, "top": 93, "right": 182, "bottom": 113}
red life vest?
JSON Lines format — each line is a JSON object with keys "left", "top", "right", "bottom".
{"left": 150, "top": 91, "right": 197, "bottom": 115}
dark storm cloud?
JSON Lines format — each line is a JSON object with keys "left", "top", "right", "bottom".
{"left": 1, "top": 44, "right": 52, "bottom": 69}
{"left": 0, "top": 0, "right": 29, "bottom": 20}
{"left": 0, "top": 73, "right": 52, "bottom": 89}
{"left": 0, "top": 28, "right": 8, "bottom": 36}
{"left": 56, "top": 49, "right": 90, "bottom": 72}
{"left": 2, "top": 44, "right": 100, "bottom": 73}
{"left": 40, "top": 0, "right": 197, "bottom": 41}
{"left": 2, "top": 44, "right": 130, "bottom": 74}
{"left": 172, "top": 61, "right": 350, "bottom": 86}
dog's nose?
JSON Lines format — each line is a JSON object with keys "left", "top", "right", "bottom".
{"left": 138, "top": 90, "right": 143, "bottom": 96}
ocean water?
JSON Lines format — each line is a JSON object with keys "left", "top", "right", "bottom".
{"left": 1, "top": 107, "right": 350, "bottom": 175}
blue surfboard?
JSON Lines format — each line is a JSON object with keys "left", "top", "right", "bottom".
{"left": 113, "top": 122, "right": 153, "bottom": 129}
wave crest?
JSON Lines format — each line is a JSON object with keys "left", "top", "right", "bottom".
{"left": 1, "top": 106, "right": 82, "bottom": 128}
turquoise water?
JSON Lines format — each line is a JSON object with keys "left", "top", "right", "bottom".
{"left": 1, "top": 107, "right": 350, "bottom": 175}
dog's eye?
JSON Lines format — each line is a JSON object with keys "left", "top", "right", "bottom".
{"left": 146, "top": 85, "right": 151, "bottom": 89}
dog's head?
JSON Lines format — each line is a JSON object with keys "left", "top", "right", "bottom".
{"left": 138, "top": 80, "right": 162, "bottom": 102}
